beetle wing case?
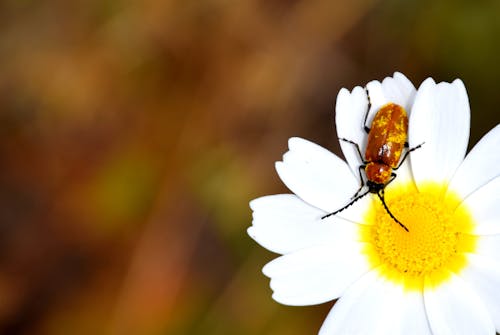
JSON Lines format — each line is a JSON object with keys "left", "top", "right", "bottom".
{"left": 365, "top": 103, "right": 408, "bottom": 169}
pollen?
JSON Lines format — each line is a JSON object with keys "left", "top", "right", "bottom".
{"left": 360, "top": 182, "right": 477, "bottom": 291}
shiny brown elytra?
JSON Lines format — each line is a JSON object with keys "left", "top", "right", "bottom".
{"left": 365, "top": 103, "right": 408, "bottom": 185}
{"left": 322, "top": 102, "right": 423, "bottom": 232}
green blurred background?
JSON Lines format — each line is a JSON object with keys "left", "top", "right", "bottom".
{"left": 0, "top": 0, "right": 498, "bottom": 334}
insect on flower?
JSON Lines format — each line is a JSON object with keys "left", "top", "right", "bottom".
{"left": 322, "top": 101, "right": 423, "bottom": 232}
{"left": 249, "top": 73, "right": 500, "bottom": 334}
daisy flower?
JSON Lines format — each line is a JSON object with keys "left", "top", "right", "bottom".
{"left": 248, "top": 72, "right": 500, "bottom": 334}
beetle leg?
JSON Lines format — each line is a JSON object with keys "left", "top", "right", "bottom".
{"left": 394, "top": 142, "right": 425, "bottom": 170}
{"left": 338, "top": 139, "right": 368, "bottom": 198}
{"left": 352, "top": 165, "right": 366, "bottom": 198}
{"left": 363, "top": 121, "right": 371, "bottom": 134}
{"left": 339, "top": 138, "right": 366, "bottom": 163}
{"left": 385, "top": 173, "right": 397, "bottom": 186}
{"left": 363, "top": 87, "right": 371, "bottom": 134}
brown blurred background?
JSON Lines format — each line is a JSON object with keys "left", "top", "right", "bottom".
{"left": 0, "top": 0, "right": 498, "bottom": 334}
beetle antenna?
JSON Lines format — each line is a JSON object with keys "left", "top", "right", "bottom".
{"left": 377, "top": 191, "right": 409, "bottom": 232}
{"left": 321, "top": 189, "right": 370, "bottom": 220}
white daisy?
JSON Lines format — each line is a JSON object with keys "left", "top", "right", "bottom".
{"left": 248, "top": 72, "right": 500, "bottom": 335}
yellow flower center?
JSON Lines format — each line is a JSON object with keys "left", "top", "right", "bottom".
{"left": 360, "top": 182, "right": 477, "bottom": 291}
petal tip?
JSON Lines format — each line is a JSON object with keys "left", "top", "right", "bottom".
{"left": 262, "top": 262, "right": 273, "bottom": 277}
{"left": 275, "top": 160, "right": 283, "bottom": 170}
{"left": 451, "top": 78, "right": 467, "bottom": 94}
{"left": 249, "top": 198, "right": 257, "bottom": 210}
{"left": 337, "top": 87, "right": 350, "bottom": 96}
{"left": 420, "top": 77, "right": 437, "bottom": 88}
{"left": 288, "top": 136, "right": 306, "bottom": 149}
{"left": 247, "top": 226, "right": 255, "bottom": 238}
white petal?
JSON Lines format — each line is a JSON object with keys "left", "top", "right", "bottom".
{"left": 456, "top": 176, "right": 500, "bottom": 235}
{"left": 389, "top": 289, "right": 433, "bottom": 335}
{"left": 474, "top": 234, "right": 500, "bottom": 260}
{"left": 424, "top": 272, "right": 494, "bottom": 335}
{"left": 262, "top": 242, "right": 370, "bottom": 306}
{"left": 275, "top": 137, "right": 359, "bottom": 215}
{"left": 366, "top": 72, "right": 417, "bottom": 121}
{"left": 335, "top": 86, "right": 369, "bottom": 175}
{"left": 319, "top": 270, "right": 431, "bottom": 335}
{"left": 409, "top": 78, "right": 470, "bottom": 187}
{"left": 392, "top": 72, "right": 418, "bottom": 106}
{"left": 448, "top": 124, "right": 500, "bottom": 199}
{"left": 460, "top": 253, "right": 500, "bottom": 332}
{"left": 248, "top": 194, "right": 361, "bottom": 254}
{"left": 388, "top": 151, "right": 415, "bottom": 186}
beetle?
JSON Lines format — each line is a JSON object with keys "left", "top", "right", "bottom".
{"left": 322, "top": 102, "right": 423, "bottom": 232}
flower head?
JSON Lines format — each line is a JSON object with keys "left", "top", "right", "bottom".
{"left": 248, "top": 72, "right": 500, "bottom": 334}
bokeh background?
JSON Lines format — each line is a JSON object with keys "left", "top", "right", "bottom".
{"left": 0, "top": 0, "right": 498, "bottom": 334}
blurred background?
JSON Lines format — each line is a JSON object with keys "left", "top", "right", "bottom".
{"left": 0, "top": 0, "right": 498, "bottom": 334}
